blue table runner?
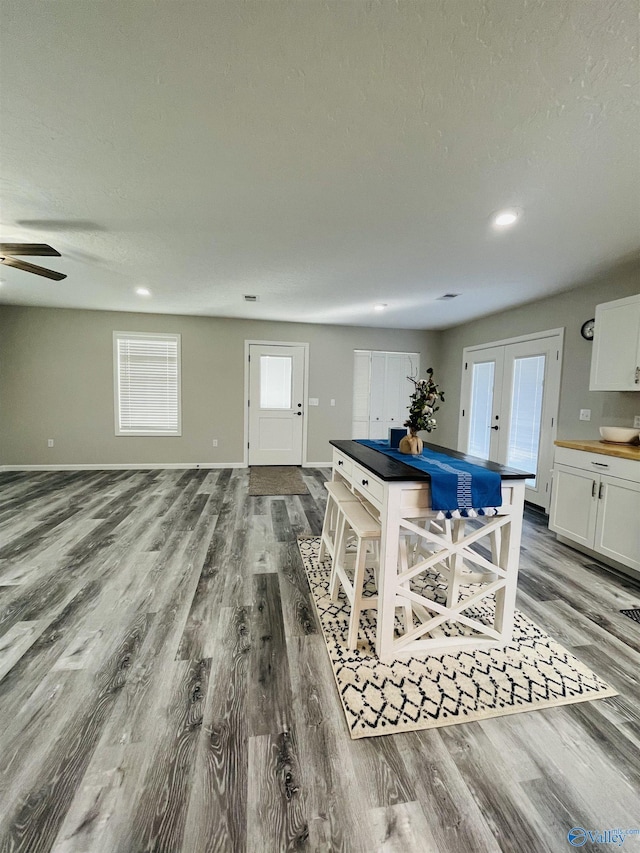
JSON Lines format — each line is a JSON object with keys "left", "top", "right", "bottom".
{"left": 355, "top": 439, "right": 502, "bottom": 516}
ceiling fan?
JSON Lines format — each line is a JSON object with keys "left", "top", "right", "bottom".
{"left": 0, "top": 243, "right": 67, "bottom": 281}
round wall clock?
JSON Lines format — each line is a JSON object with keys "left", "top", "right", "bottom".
{"left": 581, "top": 318, "right": 595, "bottom": 341}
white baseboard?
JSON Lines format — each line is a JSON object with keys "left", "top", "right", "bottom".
{"left": 0, "top": 461, "right": 333, "bottom": 472}
{"left": 0, "top": 462, "right": 247, "bottom": 472}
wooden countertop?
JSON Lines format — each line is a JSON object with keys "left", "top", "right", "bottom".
{"left": 555, "top": 439, "right": 640, "bottom": 461}
{"left": 330, "top": 439, "right": 533, "bottom": 481}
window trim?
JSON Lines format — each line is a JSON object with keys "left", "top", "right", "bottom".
{"left": 113, "top": 331, "right": 182, "bottom": 437}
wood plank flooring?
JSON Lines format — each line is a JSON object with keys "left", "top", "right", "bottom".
{"left": 0, "top": 468, "right": 639, "bottom": 853}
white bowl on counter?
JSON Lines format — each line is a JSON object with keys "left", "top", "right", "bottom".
{"left": 599, "top": 426, "right": 640, "bottom": 443}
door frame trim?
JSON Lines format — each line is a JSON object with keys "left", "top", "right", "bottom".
{"left": 243, "top": 339, "right": 310, "bottom": 467}
{"left": 460, "top": 327, "right": 565, "bottom": 353}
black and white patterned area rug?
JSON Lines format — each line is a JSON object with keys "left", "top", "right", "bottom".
{"left": 298, "top": 537, "right": 617, "bottom": 739}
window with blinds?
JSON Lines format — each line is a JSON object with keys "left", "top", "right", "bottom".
{"left": 113, "top": 332, "right": 181, "bottom": 435}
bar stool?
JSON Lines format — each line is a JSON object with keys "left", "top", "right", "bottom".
{"left": 319, "top": 480, "right": 360, "bottom": 562}
{"left": 329, "top": 498, "right": 382, "bottom": 649}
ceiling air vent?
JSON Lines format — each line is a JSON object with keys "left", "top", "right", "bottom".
{"left": 244, "top": 295, "right": 258, "bottom": 302}
{"left": 437, "top": 293, "right": 460, "bottom": 301}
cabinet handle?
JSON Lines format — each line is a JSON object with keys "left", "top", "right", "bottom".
{"left": 636, "top": 366, "right": 640, "bottom": 384}
{"left": 362, "top": 479, "right": 369, "bottom": 486}
{"left": 591, "top": 461, "right": 609, "bottom": 468}
{"left": 592, "top": 480, "right": 597, "bottom": 497}
{"left": 337, "top": 460, "right": 343, "bottom": 466}
{"left": 598, "top": 482, "right": 604, "bottom": 500}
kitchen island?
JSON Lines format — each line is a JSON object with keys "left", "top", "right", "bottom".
{"left": 330, "top": 439, "right": 532, "bottom": 662}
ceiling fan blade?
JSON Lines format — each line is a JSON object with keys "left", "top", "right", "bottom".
{"left": 0, "top": 256, "right": 66, "bottom": 281}
{"left": 0, "top": 243, "right": 61, "bottom": 256}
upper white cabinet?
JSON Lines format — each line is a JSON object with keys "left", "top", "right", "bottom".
{"left": 589, "top": 293, "right": 640, "bottom": 391}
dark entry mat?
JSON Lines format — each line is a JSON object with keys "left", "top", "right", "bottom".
{"left": 249, "top": 466, "right": 309, "bottom": 496}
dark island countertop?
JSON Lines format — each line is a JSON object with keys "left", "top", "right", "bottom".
{"left": 330, "top": 439, "right": 533, "bottom": 482}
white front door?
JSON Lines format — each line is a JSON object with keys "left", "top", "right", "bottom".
{"left": 459, "top": 331, "right": 563, "bottom": 511}
{"left": 248, "top": 343, "right": 306, "bottom": 466}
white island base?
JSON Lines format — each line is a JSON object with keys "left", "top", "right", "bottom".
{"left": 331, "top": 441, "right": 529, "bottom": 663}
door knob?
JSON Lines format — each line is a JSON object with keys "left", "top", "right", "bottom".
{"left": 296, "top": 411, "right": 302, "bottom": 416}
{"left": 490, "top": 425, "right": 499, "bottom": 430}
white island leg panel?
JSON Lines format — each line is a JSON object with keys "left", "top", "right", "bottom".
{"left": 375, "top": 480, "right": 527, "bottom": 662}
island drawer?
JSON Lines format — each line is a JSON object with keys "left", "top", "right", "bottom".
{"left": 352, "top": 462, "right": 384, "bottom": 506}
{"left": 333, "top": 448, "right": 353, "bottom": 479}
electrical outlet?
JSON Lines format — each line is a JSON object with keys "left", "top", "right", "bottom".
{"left": 579, "top": 409, "right": 591, "bottom": 421}
{"left": 212, "top": 439, "right": 218, "bottom": 447}
{"left": 47, "top": 439, "right": 54, "bottom": 447}
{"left": 634, "top": 415, "right": 640, "bottom": 429}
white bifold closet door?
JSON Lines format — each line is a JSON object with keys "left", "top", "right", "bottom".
{"left": 352, "top": 350, "right": 420, "bottom": 440}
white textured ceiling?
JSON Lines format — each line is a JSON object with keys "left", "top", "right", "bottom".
{"left": 0, "top": 0, "right": 638, "bottom": 329}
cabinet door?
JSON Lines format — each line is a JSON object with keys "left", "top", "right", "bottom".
{"left": 590, "top": 295, "right": 640, "bottom": 391}
{"left": 594, "top": 475, "right": 640, "bottom": 570}
{"left": 549, "top": 464, "right": 598, "bottom": 547}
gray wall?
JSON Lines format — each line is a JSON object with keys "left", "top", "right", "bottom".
{"left": 0, "top": 306, "right": 440, "bottom": 466}
{"left": 436, "top": 259, "right": 640, "bottom": 448}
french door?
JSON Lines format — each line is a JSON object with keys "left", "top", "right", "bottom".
{"left": 247, "top": 343, "right": 306, "bottom": 466}
{"left": 458, "top": 331, "right": 563, "bottom": 511}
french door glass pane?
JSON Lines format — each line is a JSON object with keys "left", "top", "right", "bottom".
{"left": 468, "top": 362, "right": 494, "bottom": 459}
{"left": 260, "top": 356, "right": 292, "bottom": 409}
{"left": 507, "top": 355, "right": 545, "bottom": 486}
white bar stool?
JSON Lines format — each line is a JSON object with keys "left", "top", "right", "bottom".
{"left": 329, "top": 499, "right": 382, "bottom": 650}
{"left": 319, "top": 480, "right": 360, "bottom": 562}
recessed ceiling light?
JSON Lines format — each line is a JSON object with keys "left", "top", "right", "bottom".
{"left": 492, "top": 209, "right": 520, "bottom": 229}
{"left": 136, "top": 287, "right": 151, "bottom": 296}
{"left": 374, "top": 303, "right": 387, "bottom": 311}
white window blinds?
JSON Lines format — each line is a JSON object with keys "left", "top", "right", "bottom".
{"left": 114, "top": 333, "right": 181, "bottom": 435}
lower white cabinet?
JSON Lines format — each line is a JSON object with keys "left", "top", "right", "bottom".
{"left": 549, "top": 449, "right": 640, "bottom": 572}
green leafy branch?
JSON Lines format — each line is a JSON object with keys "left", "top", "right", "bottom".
{"left": 403, "top": 367, "right": 445, "bottom": 433}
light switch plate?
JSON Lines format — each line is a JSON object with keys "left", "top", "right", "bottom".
{"left": 579, "top": 409, "right": 591, "bottom": 421}
{"left": 308, "top": 398, "right": 319, "bottom": 406}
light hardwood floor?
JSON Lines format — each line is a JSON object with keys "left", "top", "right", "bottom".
{"left": 0, "top": 468, "right": 638, "bottom": 853}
